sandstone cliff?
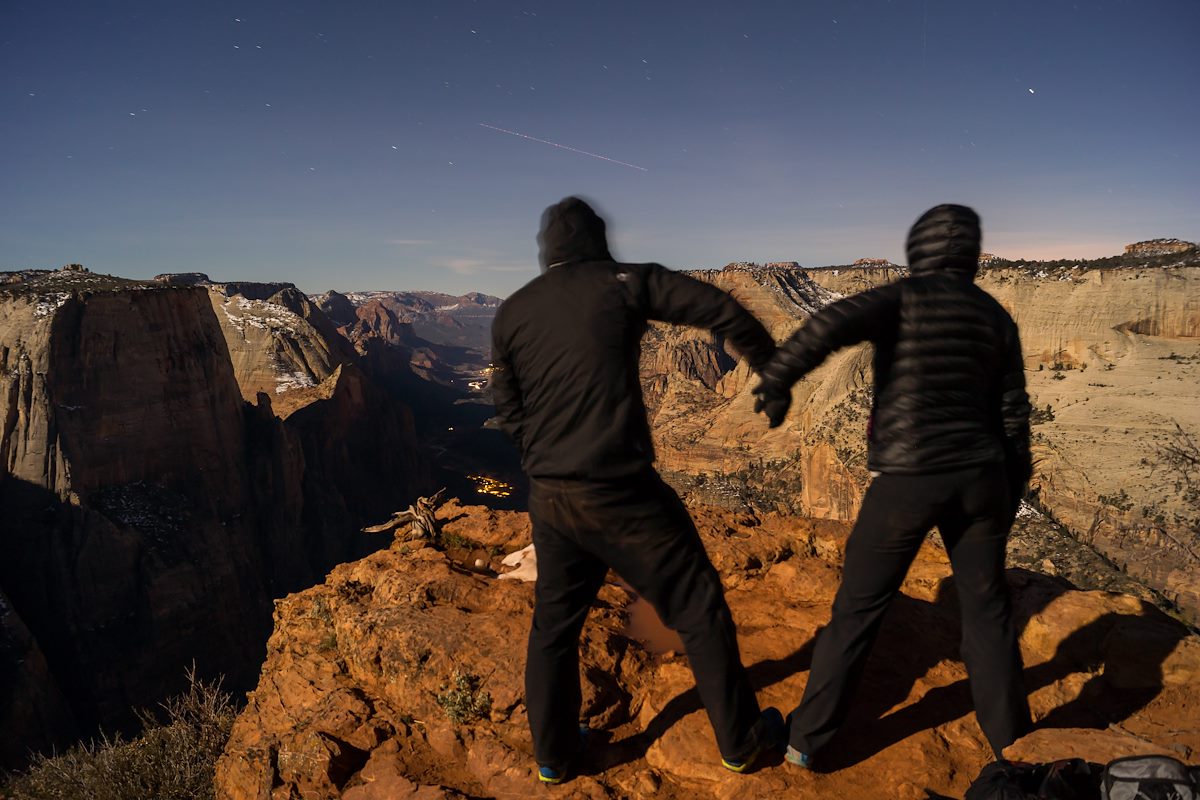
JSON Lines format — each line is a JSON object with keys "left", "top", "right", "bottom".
{"left": 208, "top": 285, "right": 358, "bottom": 409}
{"left": 215, "top": 501, "right": 1200, "bottom": 799}
{"left": 0, "top": 269, "right": 433, "bottom": 768}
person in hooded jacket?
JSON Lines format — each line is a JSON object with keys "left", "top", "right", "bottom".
{"left": 490, "top": 196, "right": 784, "bottom": 783}
{"left": 752, "top": 204, "right": 1034, "bottom": 769}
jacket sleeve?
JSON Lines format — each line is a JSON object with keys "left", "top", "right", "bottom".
{"left": 763, "top": 283, "right": 901, "bottom": 386}
{"left": 999, "top": 317, "right": 1032, "bottom": 487}
{"left": 636, "top": 263, "right": 775, "bottom": 370}
{"left": 488, "top": 311, "right": 527, "bottom": 452}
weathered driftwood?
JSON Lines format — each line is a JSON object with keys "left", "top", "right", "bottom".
{"left": 361, "top": 488, "right": 446, "bottom": 541}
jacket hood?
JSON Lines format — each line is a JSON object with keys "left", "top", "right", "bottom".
{"left": 905, "top": 204, "right": 982, "bottom": 278}
{"left": 537, "top": 196, "right": 613, "bottom": 272}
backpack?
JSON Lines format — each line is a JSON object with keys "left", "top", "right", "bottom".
{"left": 966, "top": 756, "right": 1200, "bottom": 800}
{"left": 965, "top": 759, "right": 1103, "bottom": 800}
{"left": 1100, "top": 755, "right": 1199, "bottom": 800}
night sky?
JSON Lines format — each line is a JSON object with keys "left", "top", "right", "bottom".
{"left": 3, "top": 1, "right": 1197, "bottom": 296}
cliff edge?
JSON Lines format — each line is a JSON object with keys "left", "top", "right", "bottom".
{"left": 215, "top": 502, "right": 1200, "bottom": 800}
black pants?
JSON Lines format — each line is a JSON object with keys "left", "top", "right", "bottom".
{"left": 788, "top": 463, "right": 1032, "bottom": 758}
{"left": 525, "top": 471, "right": 765, "bottom": 769}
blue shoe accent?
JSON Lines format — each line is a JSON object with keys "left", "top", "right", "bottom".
{"left": 537, "top": 765, "right": 565, "bottom": 785}
{"left": 785, "top": 745, "right": 811, "bottom": 769}
{"left": 536, "top": 725, "right": 592, "bottom": 784}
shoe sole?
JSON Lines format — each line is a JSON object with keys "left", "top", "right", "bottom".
{"left": 721, "top": 746, "right": 762, "bottom": 774}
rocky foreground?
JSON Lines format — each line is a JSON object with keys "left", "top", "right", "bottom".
{"left": 215, "top": 501, "right": 1200, "bottom": 800}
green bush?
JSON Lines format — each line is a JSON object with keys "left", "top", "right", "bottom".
{"left": 436, "top": 670, "right": 492, "bottom": 725}
{"left": 1, "top": 668, "right": 236, "bottom": 800}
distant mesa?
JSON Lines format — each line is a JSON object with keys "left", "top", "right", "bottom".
{"left": 721, "top": 261, "right": 801, "bottom": 272}
{"left": 60, "top": 263, "right": 88, "bottom": 273}
{"left": 1124, "top": 238, "right": 1197, "bottom": 257}
{"left": 153, "top": 271, "right": 210, "bottom": 286}
{"left": 853, "top": 257, "right": 900, "bottom": 268}
{"left": 153, "top": 272, "right": 297, "bottom": 301}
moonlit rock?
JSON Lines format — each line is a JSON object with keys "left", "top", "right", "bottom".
{"left": 497, "top": 543, "right": 537, "bottom": 582}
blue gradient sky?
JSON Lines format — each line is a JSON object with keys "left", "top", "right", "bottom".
{"left": 3, "top": 1, "right": 1197, "bottom": 296}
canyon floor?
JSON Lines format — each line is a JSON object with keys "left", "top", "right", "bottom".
{"left": 215, "top": 500, "right": 1200, "bottom": 800}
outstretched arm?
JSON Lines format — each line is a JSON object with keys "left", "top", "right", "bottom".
{"left": 754, "top": 284, "right": 900, "bottom": 426}
{"left": 488, "top": 314, "right": 527, "bottom": 452}
{"left": 636, "top": 263, "right": 776, "bottom": 370}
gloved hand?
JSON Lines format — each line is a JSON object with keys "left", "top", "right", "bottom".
{"left": 752, "top": 378, "right": 792, "bottom": 428}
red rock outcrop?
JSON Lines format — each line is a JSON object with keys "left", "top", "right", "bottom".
{"left": 215, "top": 502, "right": 1200, "bottom": 799}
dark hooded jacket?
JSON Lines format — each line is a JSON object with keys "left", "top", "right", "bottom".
{"left": 490, "top": 197, "right": 776, "bottom": 480}
{"left": 762, "top": 204, "right": 1032, "bottom": 481}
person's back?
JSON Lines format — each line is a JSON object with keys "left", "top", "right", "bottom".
{"left": 757, "top": 205, "right": 1029, "bottom": 486}
{"left": 754, "top": 204, "right": 1033, "bottom": 769}
{"left": 491, "top": 197, "right": 784, "bottom": 784}
{"left": 492, "top": 197, "right": 776, "bottom": 479}
{"left": 492, "top": 260, "right": 675, "bottom": 479}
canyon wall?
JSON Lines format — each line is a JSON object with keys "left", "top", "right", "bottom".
{"left": 641, "top": 262, "right": 1200, "bottom": 621}
{"left": 0, "top": 270, "right": 433, "bottom": 768}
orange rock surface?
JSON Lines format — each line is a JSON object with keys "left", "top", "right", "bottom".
{"left": 216, "top": 502, "right": 1200, "bottom": 799}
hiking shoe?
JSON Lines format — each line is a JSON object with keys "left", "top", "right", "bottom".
{"left": 785, "top": 745, "right": 811, "bottom": 769}
{"left": 721, "top": 707, "right": 786, "bottom": 774}
{"left": 537, "top": 765, "right": 567, "bottom": 785}
{"left": 536, "top": 725, "right": 591, "bottom": 785}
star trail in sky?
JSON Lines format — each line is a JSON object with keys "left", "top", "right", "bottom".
{"left": 2, "top": 1, "right": 1197, "bottom": 295}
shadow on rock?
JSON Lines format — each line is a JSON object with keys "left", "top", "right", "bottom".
{"left": 599, "top": 566, "right": 1190, "bottom": 775}
{"left": 822, "top": 570, "right": 1189, "bottom": 770}
{"left": 596, "top": 637, "right": 817, "bottom": 770}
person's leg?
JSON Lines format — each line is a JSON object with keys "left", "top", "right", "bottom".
{"left": 938, "top": 464, "right": 1032, "bottom": 756}
{"left": 525, "top": 481, "right": 609, "bottom": 771}
{"left": 788, "top": 472, "right": 947, "bottom": 757}
{"left": 581, "top": 474, "right": 766, "bottom": 763}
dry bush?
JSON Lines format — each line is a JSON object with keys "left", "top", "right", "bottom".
{"left": 1, "top": 667, "right": 236, "bottom": 800}
{"left": 1160, "top": 422, "right": 1200, "bottom": 510}
{"left": 436, "top": 670, "right": 492, "bottom": 725}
